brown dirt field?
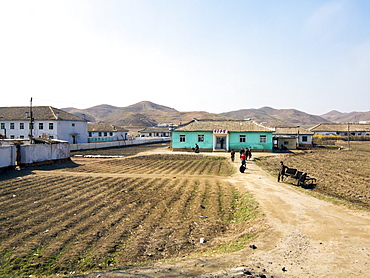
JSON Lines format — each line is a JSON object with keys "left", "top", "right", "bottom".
{"left": 0, "top": 144, "right": 256, "bottom": 277}
{"left": 1, "top": 142, "right": 370, "bottom": 277}
{"left": 255, "top": 146, "right": 370, "bottom": 210}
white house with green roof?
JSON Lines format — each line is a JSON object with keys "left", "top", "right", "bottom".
{"left": 171, "top": 119, "right": 274, "bottom": 152}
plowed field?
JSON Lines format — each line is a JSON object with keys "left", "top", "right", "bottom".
{"left": 255, "top": 141, "right": 370, "bottom": 210}
{"left": 0, "top": 145, "right": 254, "bottom": 277}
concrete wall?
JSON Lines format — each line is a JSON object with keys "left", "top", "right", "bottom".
{"left": 20, "top": 143, "right": 70, "bottom": 165}
{"left": 0, "top": 142, "right": 70, "bottom": 169}
{"left": 0, "top": 146, "right": 16, "bottom": 169}
{"left": 70, "top": 137, "right": 170, "bottom": 151}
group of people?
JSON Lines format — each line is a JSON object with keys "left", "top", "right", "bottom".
{"left": 230, "top": 148, "right": 252, "bottom": 163}
{"left": 230, "top": 147, "right": 252, "bottom": 173}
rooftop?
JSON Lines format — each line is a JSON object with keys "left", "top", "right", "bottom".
{"left": 309, "top": 123, "right": 370, "bottom": 132}
{"left": 174, "top": 120, "right": 274, "bottom": 132}
{"left": 0, "top": 106, "right": 86, "bottom": 122}
{"left": 88, "top": 123, "right": 128, "bottom": 132}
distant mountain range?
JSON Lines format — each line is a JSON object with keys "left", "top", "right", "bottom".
{"left": 62, "top": 101, "right": 370, "bottom": 130}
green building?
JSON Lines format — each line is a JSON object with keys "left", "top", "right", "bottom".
{"left": 171, "top": 119, "right": 274, "bottom": 152}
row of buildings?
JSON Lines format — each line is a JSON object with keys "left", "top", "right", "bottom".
{"left": 0, "top": 106, "right": 128, "bottom": 144}
{"left": 1, "top": 106, "right": 369, "bottom": 152}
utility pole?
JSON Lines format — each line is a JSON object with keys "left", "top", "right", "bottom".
{"left": 29, "top": 97, "right": 34, "bottom": 143}
{"left": 347, "top": 122, "right": 351, "bottom": 150}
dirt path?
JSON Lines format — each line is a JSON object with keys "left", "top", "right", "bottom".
{"left": 81, "top": 150, "right": 370, "bottom": 278}
{"left": 229, "top": 156, "right": 370, "bottom": 277}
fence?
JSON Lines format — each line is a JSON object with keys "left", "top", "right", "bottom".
{"left": 0, "top": 146, "right": 16, "bottom": 169}
{"left": 0, "top": 142, "right": 70, "bottom": 170}
{"left": 70, "top": 137, "right": 170, "bottom": 151}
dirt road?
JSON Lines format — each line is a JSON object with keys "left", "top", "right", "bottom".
{"left": 84, "top": 151, "right": 370, "bottom": 278}
{"left": 230, "top": 154, "right": 370, "bottom": 277}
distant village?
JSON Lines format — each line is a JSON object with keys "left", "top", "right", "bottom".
{"left": 1, "top": 105, "right": 370, "bottom": 171}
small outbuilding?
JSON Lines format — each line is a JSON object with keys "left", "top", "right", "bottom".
{"left": 273, "top": 126, "right": 314, "bottom": 150}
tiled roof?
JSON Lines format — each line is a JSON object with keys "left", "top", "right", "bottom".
{"left": 0, "top": 106, "right": 86, "bottom": 121}
{"left": 139, "top": 127, "right": 172, "bottom": 133}
{"left": 274, "top": 126, "right": 314, "bottom": 135}
{"left": 88, "top": 123, "right": 128, "bottom": 132}
{"left": 309, "top": 123, "right": 370, "bottom": 132}
{"left": 174, "top": 120, "right": 274, "bottom": 132}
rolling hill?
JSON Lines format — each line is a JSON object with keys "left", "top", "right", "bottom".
{"left": 62, "top": 101, "right": 370, "bottom": 131}
{"left": 220, "top": 106, "right": 328, "bottom": 127}
{"left": 63, "top": 101, "right": 233, "bottom": 130}
{"left": 320, "top": 110, "right": 370, "bottom": 123}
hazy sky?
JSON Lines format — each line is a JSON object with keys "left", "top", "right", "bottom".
{"left": 1, "top": 0, "right": 369, "bottom": 115}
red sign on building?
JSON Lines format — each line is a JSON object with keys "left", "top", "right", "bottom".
{"left": 213, "top": 129, "right": 228, "bottom": 134}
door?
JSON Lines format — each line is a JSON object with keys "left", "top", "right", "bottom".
{"left": 215, "top": 136, "right": 226, "bottom": 149}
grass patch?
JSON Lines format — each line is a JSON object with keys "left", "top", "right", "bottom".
{"left": 209, "top": 233, "right": 257, "bottom": 254}
{"left": 233, "top": 191, "right": 260, "bottom": 223}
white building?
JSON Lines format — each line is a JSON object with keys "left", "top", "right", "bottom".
{"left": 309, "top": 123, "right": 370, "bottom": 136}
{"left": 0, "top": 106, "right": 88, "bottom": 144}
{"left": 88, "top": 123, "right": 128, "bottom": 142}
{"left": 273, "top": 126, "right": 314, "bottom": 150}
{"left": 138, "top": 126, "right": 171, "bottom": 137}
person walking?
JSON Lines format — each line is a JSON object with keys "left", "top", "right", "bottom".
{"left": 240, "top": 151, "right": 246, "bottom": 166}
{"left": 278, "top": 161, "right": 288, "bottom": 182}
{"left": 247, "top": 147, "right": 252, "bottom": 160}
{"left": 230, "top": 149, "right": 235, "bottom": 162}
{"left": 239, "top": 148, "right": 245, "bottom": 159}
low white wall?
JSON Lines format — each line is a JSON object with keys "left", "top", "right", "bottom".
{"left": 0, "top": 146, "right": 16, "bottom": 168}
{"left": 70, "top": 138, "right": 170, "bottom": 151}
{"left": 20, "top": 143, "right": 70, "bottom": 164}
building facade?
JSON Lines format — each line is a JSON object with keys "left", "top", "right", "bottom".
{"left": 171, "top": 120, "right": 274, "bottom": 152}
{"left": 273, "top": 126, "right": 314, "bottom": 150}
{"left": 88, "top": 124, "right": 128, "bottom": 142}
{"left": 138, "top": 127, "right": 171, "bottom": 137}
{"left": 0, "top": 106, "right": 88, "bottom": 144}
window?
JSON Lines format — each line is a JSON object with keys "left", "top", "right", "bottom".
{"left": 20, "top": 135, "right": 24, "bottom": 139}
{"left": 1, "top": 123, "right": 5, "bottom": 129}
{"left": 72, "top": 123, "right": 75, "bottom": 127}
{"left": 98, "top": 132, "right": 102, "bottom": 136}
{"left": 260, "top": 135, "right": 266, "bottom": 143}
{"left": 20, "top": 123, "right": 24, "bottom": 129}
{"left": 180, "top": 135, "right": 186, "bottom": 142}
{"left": 302, "top": 136, "right": 308, "bottom": 142}
{"left": 109, "top": 132, "right": 113, "bottom": 136}
{"left": 39, "top": 123, "right": 44, "bottom": 130}
{"left": 10, "top": 135, "right": 15, "bottom": 139}
{"left": 10, "top": 123, "right": 15, "bottom": 129}
{"left": 198, "top": 134, "right": 204, "bottom": 142}
{"left": 89, "top": 132, "right": 92, "bottom": 137}
{"left": 239, "top": 135, "right": 246, "bottom": 143}
{"left": 104, "top": 132, "right": 107, "bottom": 136}
{"left": 49, "top": 123, "right": 54, "bottom": 130}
